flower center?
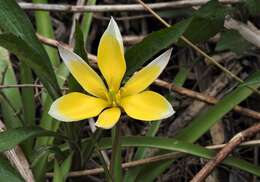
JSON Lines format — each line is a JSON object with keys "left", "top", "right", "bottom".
{"left": 107, "top": 89, "right": 121, "bottom": 107}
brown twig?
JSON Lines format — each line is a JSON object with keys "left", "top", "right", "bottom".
{"left": 191, "top": 123, "right": 260, "bottom": 182}
{"left": 18, "top": 0, "right": 241, "bottom": 12}
{"left": 46, "top": 152, "right": 184, "bottom": 177}
{"left": 0, "top": 84, "right": 44, "bottom": 89}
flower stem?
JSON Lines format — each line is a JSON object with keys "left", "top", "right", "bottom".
{"left": 111, "top": 123, "right": 122, "bottom": 182}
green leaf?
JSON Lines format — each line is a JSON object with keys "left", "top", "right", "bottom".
{"left": 74, "top": 22, "right": 88, "bottom": 62}
{"left": 176, "top": 71, "right": 260, "bottom": 142}
{"left": 124, "top": 19, "right": 190, "bottom": 77}
{"left": 0, "top": 155, "right": 24, "bottom": 182}
{"left": 0, "top": 47, "right": 23, "bottom": 128}
{"left": 0, "top": 0, "right": 45, "bottom": 58}
{"left": 81, "top": 0, "right": 97, "bottom": 42}
{"left": 33, "top": 0, "right": 60, "bottom": 68}
{"left": 181, "top": 0, "right": 228, "bottom": 44}
{"left": 0, "top": 33, "right": 61, "bottom": 99}
{"left": 82, "top": 128, "right": 104, "bottom": 162}
{"left": 125, "top": 0, "right": 228, "bottom": 77}
{"left": 97, "top": 137, "right": 260, "bottom": 177}
{"left": 34, "top": 63, "right": 70, "bottom": 182}
{"left": 0, "top": 0, "right": 61, "bottom": 99}
{"left": 216, "top": 30, "right": 251, "bottom": 54}
{"left": 53, "top": 154, "right": 73, "bottom": 182}
{"left": 53, "top": 160, "right": 63, "bottom": 182}
{"left": 0, "top": 127, "right": 57, "bottom": 152}
{"left": 59, "top": 135, "right": 260, "bottom": 178}
{"left": 124, "top": 122, "right": 161, "bottom": 182}
{"left": 20, "top": 62, "right": 35, "bottom": 155}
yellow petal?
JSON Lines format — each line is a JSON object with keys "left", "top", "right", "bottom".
{"left": 97, "top": 18, "right": 126, "bottom": 92}
{"left": 58, "top": 45, "right": 108, "bottom": 99}
{"left": 121, "top": 49, "right": 172, "bottom": 97}
{"left": 120, "top": 91, "right": 175, "bottom": 121}
{"left": 95, "top": 107, "right": 121, "bottom": 129}
{"left": 48, "top": 92, "right": 109, "bottom": 122}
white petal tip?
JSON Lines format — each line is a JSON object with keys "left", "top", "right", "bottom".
{"left": 48, "top": 104, "right": 73, "bottom": 122}
{"left": 165, "top": 107, "right": 176, "bottom": 118}
{"left": 105, "top": 17, "right": 123, "bottom": 47}
{"left": 148, "top": 48, "right": 173, "bottom": 70}
{"left": 160, "top": 48, "right": 173, "bottom": 62}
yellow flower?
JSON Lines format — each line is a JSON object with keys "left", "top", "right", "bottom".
{"left": 48, "top": 18, "right": 175, "bottom": 129}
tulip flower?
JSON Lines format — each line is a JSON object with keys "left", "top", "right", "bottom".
{"left": 48, "top": 18, "right": 175, "bottom": 129}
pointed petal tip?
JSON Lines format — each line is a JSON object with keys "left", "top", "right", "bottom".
{"left": 104, "top": 16, "right": 123, "bottom": 47}
{"left": 163, "top": 106, "right": 175, "bottom": 119}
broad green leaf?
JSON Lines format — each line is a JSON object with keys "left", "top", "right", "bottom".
{"left": 0, "top": 0, "right": 47, "bottom": 58}
{"left": 0, "top": 0, "right": 61, "bottom": 99}
{"left": 181, "top": 0, "right": 229, "bottom": 44}
{"left": 239, "top": 80, "right": 260, "bottom": 88}
{"left": 0, "top": 127, "right": 57, "bottom": 152}
{"left": 0, "top": 155, "right": 24, "bottom": 182}
{"left": 216, "top": 30, "right": 251, "bottom": 54}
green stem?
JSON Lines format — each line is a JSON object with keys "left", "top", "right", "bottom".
{"left": 111, "top": 123, "right": 122, "bottom": 182}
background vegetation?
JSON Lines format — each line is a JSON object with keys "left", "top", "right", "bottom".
{"left": 0, "top": 0, "right": 260, "bottom": 181}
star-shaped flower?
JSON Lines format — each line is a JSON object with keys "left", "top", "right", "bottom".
{"left": 48, "top": 18, "right": 175, "bottom": 129}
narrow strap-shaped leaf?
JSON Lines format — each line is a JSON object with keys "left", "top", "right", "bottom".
{"left": 97, "top": 136, "right": 260, "bottom": 177}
